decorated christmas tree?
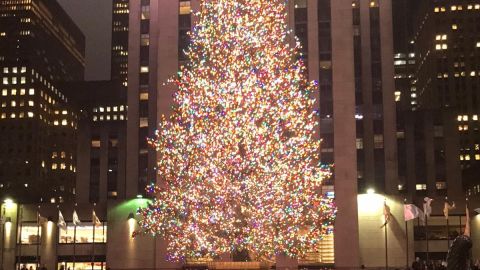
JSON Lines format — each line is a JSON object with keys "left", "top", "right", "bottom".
{"left": 135, "top": 0, "right": 336, "bottom": 261}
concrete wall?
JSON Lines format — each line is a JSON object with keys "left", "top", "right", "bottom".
{"left": 358, "top": 195, "right": 412, "bottom": 268}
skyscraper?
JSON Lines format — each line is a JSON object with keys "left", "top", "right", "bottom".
{"left": 0, "top": 0, "right": 85, "bottom": 203}
{"left": 111, "top": 0, "right": 129, "bottom": 88}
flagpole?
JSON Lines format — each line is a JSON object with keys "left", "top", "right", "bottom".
{"left": 426, "top": 215, "right": 429, "bottom": 264}
{"left": 73, "top": 207, "right": 77, "bottom": 270}
{"left": 92, "top": 204, "right": 96, "bottom": 270}
{"left": 404, "top": 198, "right": 409, "bottom": 269}
{"left": 384, "top": 198, "right": 388, "bottom": 270}
{"left": 18, "top": 206, "right": 23, "bottom": 270}
{"left": 36, "top": 206, "right": 41, "bottom": 269}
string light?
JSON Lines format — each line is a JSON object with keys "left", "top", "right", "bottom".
{"left": 135, "top": 0, "right": 336, "bottom": 261}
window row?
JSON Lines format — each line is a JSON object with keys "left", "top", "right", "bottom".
{"left": 2, "top": 67, "right": 27, "bottom": 74}
{"left": 19, "top": 223, "right": 107, "bottom": 245}
{"left": 2, "top": 77, "right": 27, "bottom": 85}
{"left": 1, "top": 88, "right": 35, "bottom": 96}
{"left": 434, "top": 4, "right": 480, "bottom": 12}
{"left": 0, "top": 112, "right": 34, "bottom": 119}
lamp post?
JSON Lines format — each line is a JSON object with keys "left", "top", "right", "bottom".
{"left": 1, "top": 199, "right": 14, "bottom": 270}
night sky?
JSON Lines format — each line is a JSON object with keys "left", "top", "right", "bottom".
{"left": 57, "top": 0, "right": 113, "bottom": 81}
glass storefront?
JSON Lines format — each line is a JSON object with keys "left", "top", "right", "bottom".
{"left": 59, "top": 223, "right": 107, "bottom": 244}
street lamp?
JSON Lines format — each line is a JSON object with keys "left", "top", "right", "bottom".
{"left": 1, "top": 198, "right": 15, "bottom": 270}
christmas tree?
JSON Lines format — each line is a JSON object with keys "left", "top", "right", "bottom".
{"left": 136, "top": 0, "right": 336, "bottom": 261}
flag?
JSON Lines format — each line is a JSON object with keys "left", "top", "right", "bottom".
{"left": 73, "top": 210, "right": 81, "bottom": 226}
{"left": 380, "top": 200, "right": 392, "bottom": 228}
{"left": 58, "top": 210, "right": 67, "bottom": 231}
{"left": 404, "top": 204, "right": 424, "bottom": 221}
{"left": 92, "top": 210, "right": 101, "bottom": 227}
{"left": 423, "top": 197, "right": 433, "bottom": 218}
{"left": 37, "top": 212, "right": 48, "bottom": 225}
{"left": 443, "top": 200, "right": 455, "bottom": 219}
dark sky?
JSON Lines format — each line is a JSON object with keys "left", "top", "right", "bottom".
{"left": 57, "top": 0, "right": 113, "bottom": 81}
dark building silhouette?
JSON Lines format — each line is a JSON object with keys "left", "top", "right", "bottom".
{"left": 0, "top": 0, "right": 85, "bottom": 203}
{"left": 61, "top": 81, "right": 127, "bottom": 204}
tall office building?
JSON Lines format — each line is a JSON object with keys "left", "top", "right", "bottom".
{"left": 125, "top": 0, "right": 398, "bottom": 267}
{"left": 0, "top": 0, "right": 85, "bottom": 203}
{"left": 111, "top": 0, "right": 129, "bottom": 88}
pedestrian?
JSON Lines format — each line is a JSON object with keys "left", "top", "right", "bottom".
{"left": 447, "top": 206, "right": 472, "bottom": 270}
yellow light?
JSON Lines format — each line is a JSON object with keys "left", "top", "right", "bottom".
{"left": 3, "top": 198, "right": 14, "bottom": 208}
{"left": 367, "top": 188, "right": 375, "bottom": 195}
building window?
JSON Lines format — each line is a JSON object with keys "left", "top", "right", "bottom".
{"left": 57, "top": 262, "right": 106, "bottom": 270}
{"left": 179, "top": 0, "right": 191, "bottom": 15}
{"left": 19, "top": 224, "right": 41, "bottom": 244}
{"left": 416, "top": 184, "right": 427, "bottom": 191}
{"left": 59, "top": 223, "right": 107, "bottom": 243}
{"left": 374, "top": 134, "right": 384, "bottom": 149}
{"left": 436, "top": 182, "right": 446, "bottom": 190}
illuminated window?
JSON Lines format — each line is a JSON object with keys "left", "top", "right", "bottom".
{"left": 465, "top": 155, "right": 471, "bottom": 161}
{"left": 120, "top": 105, "right": 125, "bottom": 111}
{"left": 62, "top": 119, "right": 67, "bottom": 126}
{"left": 29, "top": 88, "right": 34, "bottom": 95}
{"left": 1, "top": 102, "right": 5, "bottom": 108}
{"left": 10, "top": 113, "right": 15, "bottom": 119}
{"left": 0, "top": 113, "right": 5, "bottom": 119}
{"left": 140, "top": 117, "right": 149, "bottom": 128}
{"left": 463, "top": 115, "right": 468, "bottom": 121}
{"left": 12, "top": 77, "right": 17, "bottom": 84}
{"left": 91, "top": 140, "right": 101, "bottom": 148}
{"left": 477, "top": 42, "right": 480, "bottom": 48}
{"left": 62, "top": 110, "right": 67, "bottom": 115}
{"left": 356, "top": 138, "right": 364, "bottom": 149}
{"left": 140, "top": 66, "right": 149, "bottom": 73}
{"left": 99, "top": 107, "right": 104, "bottom": 112}
{"left": 11, "top": 101, "right": 16, "bottom": 107}
{"left": 442, "top": 44, "right": 448, "bottom": 50}
{"left": 141, "top": 5, "right": 150, "bottom": 20}
{"left": 473, "top": 115, "right": 478, "bottom": 121}
{"left": 374, "top": 134, "right": 384, "bottom": 149}
{"left": 60, "top": 163, "right": 66, "bottom": 170}
{"left": 141, "top": 34, "right": 150, "bottom": 46}
{"left": 27, "top": 112, "right": 33, "bottom": 118}
{"left": 416, "top": 184, "right": 427, "bottom": 191}
{"left": 436, "top": 182, "right": 446, "bottom": 190}
{"left": 21, "top": 67, "right": 26, "bottom": 73}
{"left": 2, "top": 78, "right": 8, "bottom": 85}
{"left": 28, "top": 100, "right": 34, "bottom": 106}
{"left": 19, "top": 224, "right": 41, "bottom": 244}
{"left": 1, "top": 89, "right": 6, "bottom": 96}
{"left": 52, "top": 152, "right": 58, "bottom": 158}
{"left": 452, "top": 24, "right": 458, "bottom": 30}
{"left": 19, "top": 112, "right": 24, "bottom": 118}
{"left": 20, "top": 77, "right": 26, "bottom": 84}
{"left": 61, "top": 152, "right": 66, "bottom": 158}
{"left": 59, "top": 223, "right": 107, "bottom": 243}
{"left": 436, "top": 44, "right": 442, "bottom": 50}
{"left": 476, "top": 154, "right": 480, "bottom": 160}
{"left": 140, "top": 93, "right": 149, "bottom": 101}
{"left": 179, "top": 0, "right": 191, "bottom": 14}
{"left": 52, "top": 163, "right": 58, "bottom": 170}
{"left": 113, "top": 106, "right": 118, "bottom": 112}
{"left": 54, "top": 120, "right": 59, "bottom": 126}
{"left": 434, "top": 7, "right": 439, "bottom": 12}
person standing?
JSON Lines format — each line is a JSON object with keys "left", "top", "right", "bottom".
{"left": 446, "top": 206, "right": 472, "bottom": 270}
